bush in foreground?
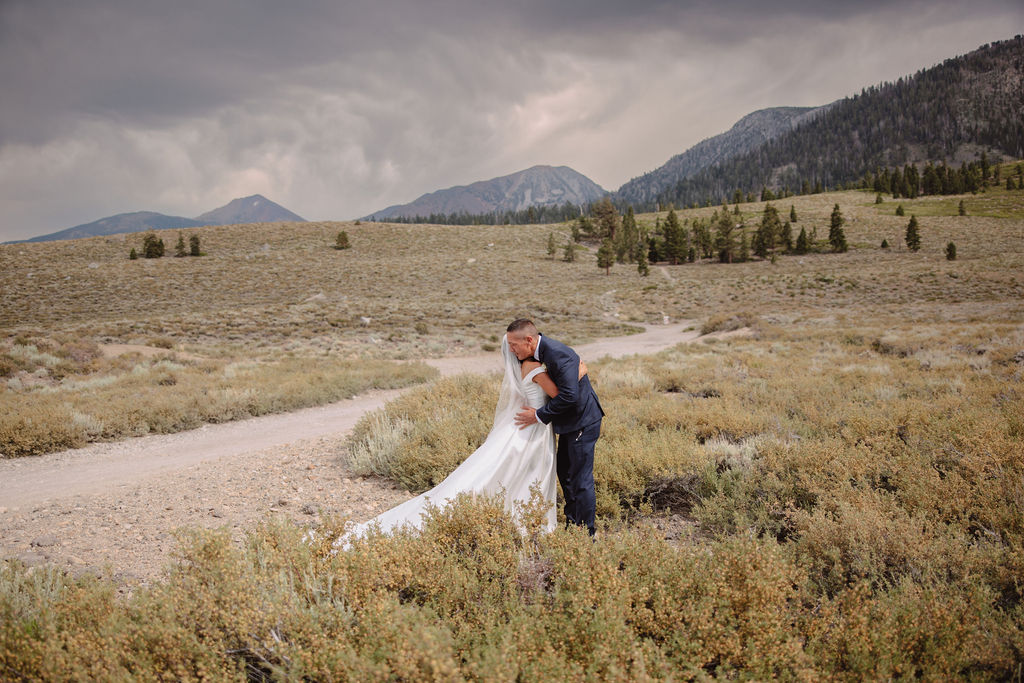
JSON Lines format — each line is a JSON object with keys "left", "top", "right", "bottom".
{"left": 1, "top": 492, "right": 1018, "bottom": 680}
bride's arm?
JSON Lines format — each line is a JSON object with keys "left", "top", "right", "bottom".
{"left": 533, "top": 371, "right": 559, "bottom": 399}
{"left": 532, "top": 360, "right": 588, "bottom": 399}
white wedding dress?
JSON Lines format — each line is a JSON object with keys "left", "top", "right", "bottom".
{"left": 339, "top": 335, "right": 557, "bottom": 543}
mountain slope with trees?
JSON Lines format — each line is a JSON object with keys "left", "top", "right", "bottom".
{"left": 615, "top": 105, "right": 832, "bottom": 207}
{"left": 645, "top": 36, "right": 1024, "bottom": 210}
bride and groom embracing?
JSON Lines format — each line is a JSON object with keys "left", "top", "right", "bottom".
{"left": 343, "top": 318, "right": 604, "bottom": 543}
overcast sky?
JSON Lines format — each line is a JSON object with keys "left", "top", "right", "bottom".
{"left": 1, "top": 1, "right": 1021, "bottom": 241}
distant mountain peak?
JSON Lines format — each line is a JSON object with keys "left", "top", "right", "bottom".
{"left": 195, "top": 194, "right": 305, "bottom": 225}
{"left": 367, "top": 165, "right": 606, "bottom": 220}
{"left": 17, "top": 194, "right": 306, "bottom": 243}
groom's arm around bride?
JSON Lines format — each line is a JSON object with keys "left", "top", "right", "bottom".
{"left": 507, "top": 319, "right": 603, "bottom": 536}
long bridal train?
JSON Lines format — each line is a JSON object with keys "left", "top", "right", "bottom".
{"left": 319, "top": 335, "right": 558, "bottom": 549}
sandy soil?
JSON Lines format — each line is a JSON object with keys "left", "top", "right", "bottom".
{"left": 0, "top": 321, "right": 714, "bottom": 586}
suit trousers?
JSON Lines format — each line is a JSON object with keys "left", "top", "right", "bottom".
{"left": 556, "top": 419, "right": 601, "bottom": 536}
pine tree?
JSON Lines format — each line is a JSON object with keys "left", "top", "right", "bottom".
{"left": 795, "top": 226, "right": 810, "bottom": 255}
{"left": 874, "top": 193, "right": 884, "bottom": 204}
{"left": 189, "top": 235, "right": 201, "bottom": 256}
{"left": 646, "top": 235, "right": 662, "bottom": 263}
{"left": 829, "top": 224, "right": 848, "bottom": 253}
{"left": 547, "top": 232, "right": 557, "bottom": 260}
{"left": 829, "top": 204, "right": 847, "bottom": 253}
{"left": 662, "top": 209, "right": 686, "bottom": 265}
{"left": 738, "top": 228, "right": 750, "bottom": 262}
{"left": 562, "top": 239, "right": 576, "bottom": 262}
{"left": 142, "top": 233, "right": 164, "bottom": 259}
{"left": 781, "top": 220, "right": 793, "bottom": 252}
{"left": 830, "top": 204, "right": 844, "bottom": 230}
{"left": 790, "top": 205, "right": 797, "bottom": 222}
{"left": 597, "top": 238, "right": 614, "bottom": 275}
{"left": 618, "top": 206, "right": 639, "bottom": 263}
{"left": 958, "top": 200, "right": 967, "bottom": 216}
{"left": 175, "top": 233, "right": 187, "bottom": 257}
{"left": 945, "top": 242, "right": 957, "bottom": 260}
{"left": 334, "top": 231, "right": 351, "bottom": 250}
{"left": 895, "top": 204, "right": 905, "bottom": 217}
{"left": 692, "top": 219, "right": 713, "bottom": 259}
{"left": 575, "top": 215, "right": 592, "bottom": 240}
{"left": 636, "top": 242, "right": 649, "bottom": 276}
{"left": 129, "top": 247, "right": 138, "bottom": 260}
{"left": 592, "top": 197, "right": 619, "bottom": 241}
{"left": 714, "top": 210, "right": 737, "bottom": 263}
{"left": 905, "top": 215, "right": 921, "bottom": 251}
{"left": 881, "top": 238, "right": 889, "bottom": 249}
{"left": 755, "top": 203, "right": 781, "bottom": 259}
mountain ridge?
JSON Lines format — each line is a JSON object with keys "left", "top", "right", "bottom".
{"left": 17, "top": 194, "right": 305, "bottom": 243}
{"left": 642, "top": 35, "right": 1024, "bottom": 210}
{"left": 614, "top": 105, "right": 834, "bottom": 207}
{"left": 367, "top": 165, "right": 606, "bottom": 220}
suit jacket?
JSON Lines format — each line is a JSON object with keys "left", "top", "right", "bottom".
{"left": 534, "top": 335, "right": 604, "bottom": 434}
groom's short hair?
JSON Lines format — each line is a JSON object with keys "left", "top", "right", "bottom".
{"left": 507, "top": 318, "right": 537, "bottom": 336}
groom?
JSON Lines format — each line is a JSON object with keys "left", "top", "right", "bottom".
{"left": 508, "top": 319, "right": 604, "bottom": 536}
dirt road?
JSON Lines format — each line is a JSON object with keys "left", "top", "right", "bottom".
{"left": 0, "top": 321, "right": 701, "bottom": 583}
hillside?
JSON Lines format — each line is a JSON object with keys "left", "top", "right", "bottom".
{"left": 615, "top": 105, "right": 831, "bottom": 207}
{"left": 367, "top": 165, "right": 606, "bottom": 220}
{"left": 23, "top": 211, "right": 204, "bottom": 243}
{"left": 18, "top": 194, "right": 305, "bottom": 243}
{"left": 645, "top": 36, "right": 1024, "bottom": 209}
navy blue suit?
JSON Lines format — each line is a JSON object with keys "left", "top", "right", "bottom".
{"left": 535, "top": 335, "right": 604, "bottom": 535}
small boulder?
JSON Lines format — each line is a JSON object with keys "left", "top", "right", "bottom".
{"left": 30, "top": 534, "right": 58, "bottom": 548}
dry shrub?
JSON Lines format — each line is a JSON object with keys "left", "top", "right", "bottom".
{"left": 701, "top": 311, "right": 757, "bottom": 335}
{"left": 0, "top": 403, "right": 86, "bottom": 457}
{"left": 2, "top": 492, "right": 1019, "bottom": 679}
{"left": 1, "top": 357, "right": 437, "bottom": 457}
{"left": 805, "top": 580, "right": 1018, "bottom": 679}
{"left": 346, "top": 374, "right": 497, "bottom": 491}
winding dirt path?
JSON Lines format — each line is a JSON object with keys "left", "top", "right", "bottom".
{"left": 0, "top": 321, "right": 703, "bottom": 584}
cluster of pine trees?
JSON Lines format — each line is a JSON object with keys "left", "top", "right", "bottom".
{"left": 643, "top": 202, "right": 847, "bottom": 268}
{"left": 558, "top": 198, "right": 859, "bottom": 276}
{"left": 129, "top": 232, "right": 201, "bottom": 259}
{"left": 860, "top": 154, "right": 1021, "bottom": 197}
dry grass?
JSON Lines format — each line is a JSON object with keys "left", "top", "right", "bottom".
{"left": 3, "top": 178, "right": 1021, "bottom": 458}
{"left": 0, "top": 335, "right": 436, "bottom": 457}
{"left": 1, "top": 166, "right": 1023, "bottom": 676}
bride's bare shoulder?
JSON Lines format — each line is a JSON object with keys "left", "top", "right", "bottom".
{"left": 520, "top": 359, "right": 541, "bottom": 378}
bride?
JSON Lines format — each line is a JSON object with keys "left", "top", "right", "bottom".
{"left": 337, "top": 334, "right": 586, "bottom": 543}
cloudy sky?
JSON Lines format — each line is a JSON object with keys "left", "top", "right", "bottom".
{"left": 1, "top": 1, "right": 1021, "bottom": 241}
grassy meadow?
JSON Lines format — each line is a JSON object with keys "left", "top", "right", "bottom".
{"left": 2, "top": 164, "right": 1023, "bottom": 678}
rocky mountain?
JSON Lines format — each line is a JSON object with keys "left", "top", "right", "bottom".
{"left": 19, "top": 194, "right": 305, "bottom": 243}
{"left": 643, "top": 35, "right": 1024, "bottom": 210}
{"left": 195, "top": 194, "right": 305, "bottom": 225}
{"left": 614, "top": 105, "right": 832, "bottom": 207}
{"left": 367, "top": 165, "right": 606, "bottom": 220}
{"left": 23, "top": 212, "right": 205, "bottom": 243}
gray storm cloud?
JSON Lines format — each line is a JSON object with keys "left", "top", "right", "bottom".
{"left": 0, "top": 0, "right": 1021, "bottom": 240}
